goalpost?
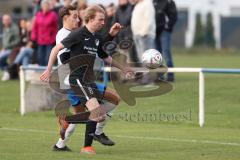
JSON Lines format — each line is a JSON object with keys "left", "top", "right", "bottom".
{"left": 19, "top": 65, "right": 240, "bottom": 127}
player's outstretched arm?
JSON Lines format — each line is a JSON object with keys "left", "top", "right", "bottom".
{"left": 40, "top": 43, "right": 64, "bottom": 82}
{"left": 103, "top": 56, "right": 135, "bottom": 78}
{"left": 109, "top": 23, "right": 123, "bottom": 37}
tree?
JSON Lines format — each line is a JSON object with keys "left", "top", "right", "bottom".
{"left": 205, "top": 12, "right": 215, "bottom": 48}
{"left": 194, "top": 13, "right": 205, "bottom": 47}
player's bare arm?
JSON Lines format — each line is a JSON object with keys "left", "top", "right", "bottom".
{"left": 40, "top": 43, "right": 65, "bottom": 82}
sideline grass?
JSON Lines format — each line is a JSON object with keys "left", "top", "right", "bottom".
{"left": 0, "top": 50, "right": 240, "bottom": 160}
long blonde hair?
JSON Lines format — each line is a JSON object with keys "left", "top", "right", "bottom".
{"left": 83, "top": 5, "right": 105, "bottom": 24}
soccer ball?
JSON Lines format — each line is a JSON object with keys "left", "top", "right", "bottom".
{"left": 142, "top": 49, "right": 163, "bottom": 69}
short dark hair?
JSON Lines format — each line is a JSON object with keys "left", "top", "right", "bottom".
{"left": 59, "top": 5, "right": 77, "bottom": 19}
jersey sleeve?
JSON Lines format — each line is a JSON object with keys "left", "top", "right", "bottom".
{"left": 61, "top": 29, "right": 80, "bottom": 49}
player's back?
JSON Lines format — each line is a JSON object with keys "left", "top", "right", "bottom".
{"left": 56, "top": 27, "right": 72, "bottom": 89}
{"left": 56, "top": 28, "right": 71, "bottom": 65}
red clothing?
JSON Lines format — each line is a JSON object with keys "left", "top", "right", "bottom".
{"left": 31, "top": 11, "right": 58, "bottom": 45}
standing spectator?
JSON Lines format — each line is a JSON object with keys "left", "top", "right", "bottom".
{"left": 75, "top": 0, "right": 87, "bottom": 10}
{"left": 51, "top": 0, "right": 64, "bottom": 29}
{"left": 0, "top": 14, "right": 20, "bottom": 81}
{"left": 32, "top": 0, "right": 42, "bottom": 16}
{"left": 114, "top": 0, "right": 137, "bottom": 63}
{"left": 63, "top": 0, "right": 73, "bottom": 6}
{"left": 105, "top": 3, "right": 116, "bottom": 33}
{"left": 51, "top": 0, "right": 63, "bottom": 14}
{"left": 131, "top": 0, "right": 156, "bottom": 62}
{"left": 76, "top": 0, "right": 88, "bottom": 27}
{"left": 31, "top": 0, "right": 58, "bottom": 66}
{"left": 153, "top": 0, "right": 177, "bottom": 82}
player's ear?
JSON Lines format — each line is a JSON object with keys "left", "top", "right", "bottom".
{"left": 63, "top": 15, "right": 68, "bottom": 21}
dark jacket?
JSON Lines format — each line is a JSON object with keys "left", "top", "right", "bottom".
{"left": 153, "top": 0, "right": 177, "bottom": 35}
{"left": 113, "top": 3, "right": 134, "bottom": 43}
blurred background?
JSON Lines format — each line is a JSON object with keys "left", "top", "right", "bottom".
{"left": 1, "top": 0, "right": 240, "bottom": 49}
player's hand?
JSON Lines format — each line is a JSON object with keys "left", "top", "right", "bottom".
{"left": 123, "top": 67, "right": 135, "bottom": 79}
{"left": 40, "top": 69, "right": 51, "bottom": 82}
{"left": 109, "top": 23, "right": 124, "bottom": 37}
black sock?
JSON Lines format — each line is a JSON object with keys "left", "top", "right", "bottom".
{"left": 84, "top": 121, "right": 97, "bottom": 147}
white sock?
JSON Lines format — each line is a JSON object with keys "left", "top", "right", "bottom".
{"left": 64, "top": 124, "right": 77, "bottom": 143}
{"left": 56, "top": 138, "right": 65, "bottom": 148}
{"left": 55, "top": 124, "right": 77, "bottom": 148}
{"left": 95, "top": 101, "right": 115, "bottom": 135}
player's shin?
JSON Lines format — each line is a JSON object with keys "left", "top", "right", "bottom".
{"left": 86, "top": 98, "right": 106, "bottom": 122}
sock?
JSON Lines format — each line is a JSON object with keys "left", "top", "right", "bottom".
{"left": 95, "top": 113, "right": 112, "bottom": 135}
{"left": 84, "top": 121, "right": 97, "bottom": 147}
{"left": 56, "top": 138, "right": 65, "bottom": 148}
{"left": 55, "top": 124, "right": 76, "bottom": 148}
{"left": 64, "top": 124, "right": 77, "bottom": 143}
{"left": 95, "top": 102, "right": 115, "bottom": 135}
{"left": 102, "top": 100, "right": 117, "bottom": 113}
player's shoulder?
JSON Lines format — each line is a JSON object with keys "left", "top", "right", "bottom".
{"left": 56, "top": 28, "right": 71, "bottom": 42}
{"left": 68, "top": 27, "right": 85, "bottom": 38}
{"left": 57, "top": 28, "right": 71, "bottom": 36}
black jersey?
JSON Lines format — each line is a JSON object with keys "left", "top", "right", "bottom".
{"left": 61, "top": 26, "right": 109, "bottom": 60}
{"left": 61, "top": 26, "right": 109, "bottom": 82}
{"left": 60, "top": 26, "right": 109, "bottom": 104}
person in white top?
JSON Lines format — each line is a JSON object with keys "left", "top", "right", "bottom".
{"left": 131, "top": 0, "right": 156, "bottom": 62}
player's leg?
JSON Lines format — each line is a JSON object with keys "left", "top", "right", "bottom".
{"left": 92, "top": 86, "right": 120, "bottom": 146}
{"left": 72, "top": 79, "right": 106, "bottom": 122}
{"left": 102, "top": 87, "right": 120, "bottom": 105}
{"left": 80, "top": 120, "right": 97, "bottom": 154}
{"left": 53, "top": 91, "right": 84, "bottom": 151}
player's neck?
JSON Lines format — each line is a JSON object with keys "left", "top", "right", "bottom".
{"left": 63, "top": 24, "right": 73, "bottom": 31}
{"left": 86, "top": 24, "right": 95, "bottom": 34}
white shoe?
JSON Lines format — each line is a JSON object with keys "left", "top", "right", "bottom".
{"left": 1, "top": 71, "right": 10, "bottom": 81}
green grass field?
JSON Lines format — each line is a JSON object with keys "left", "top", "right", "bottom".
{"left": 0, "top": 48, "right": 240, "bottom": 160}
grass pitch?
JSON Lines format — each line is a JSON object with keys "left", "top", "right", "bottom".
{"left": 0, "top": 48, "right": 240, "bottom": 160}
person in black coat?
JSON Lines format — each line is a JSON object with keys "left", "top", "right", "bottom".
{"left": 153, "top": 0, "right": 177, "bottom": 82}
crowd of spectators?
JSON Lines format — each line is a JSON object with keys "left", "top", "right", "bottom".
{"left": 0, "top": 0, "right": 177, "bottom": 82}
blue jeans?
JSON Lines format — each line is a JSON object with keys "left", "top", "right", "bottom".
{"left": 14, "top": 47, "right": 34, "bottom": 66}
{"left": 156, "top": 30, "right": 174, "bottom": 80}
{"left": 37, "top": 44, "right": 54, "bottom": 66}
{"left": 133, "top": 35, "right": 156, "bottom": 62}
{"left": 0, "top": 49, "right": 12, "bottom": 70}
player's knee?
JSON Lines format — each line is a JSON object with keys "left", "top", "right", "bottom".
{"left": 113, "top": 94, "right": 121, "bottom": 105}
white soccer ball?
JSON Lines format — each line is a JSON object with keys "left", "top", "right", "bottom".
{"left": 142, "top": 49, "right": 163, "bottom": 69}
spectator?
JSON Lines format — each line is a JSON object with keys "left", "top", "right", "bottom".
{"left": 77, "top": 7, "right": 86, "bottom": 27}
{"left": 131, "top": 0, "right": 156, "bottom": 84}
{"left": 76, "top": 0, "right": 87, "bottom": 27}
{"left": 75, "top": 0, "right": 87, "bottom": 10}
{"left": 32, "top": 0, "right": 42, "bottom": 16}
{"left": 51, "top": 0, "right": 64, "bottom": 29}
{"left": 131, "top": 0, "right": 156, "bottom": 61}
{"left": 114, "top": 0, "right": 137, "bottom": 62}
{"left": 19, "top": 19, "right": 28, "bottom": 46}
{"left": 129, "top": 0, "right": 138, "bottom": 5}
{"left": 105, "top": 3, "right": 116, "bottom": 33}
{"left": 7, "top": 20, "right": 35, "bottom": 80}
{"left": 0, "top": 14, "right": 20, "bottom": 81}
{"left": 31, "top": 0, "right": 58, "bottom": 66}
{"left": 51, "top": 0, "right": 63, "bottom": 13}
{"left": 63, "top": 0, "right": 73, "bottom": 6}
{"left": 153, "top": 0, "right": 177, "bottom": 82}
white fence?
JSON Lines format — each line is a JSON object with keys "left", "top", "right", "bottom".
{"left": 19, "top": 66, "right": 240, "bottom": 127}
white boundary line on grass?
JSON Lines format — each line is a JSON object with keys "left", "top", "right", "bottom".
{"left": 1, "top": 127, "right": 240, "bottom": 147}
